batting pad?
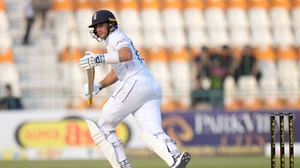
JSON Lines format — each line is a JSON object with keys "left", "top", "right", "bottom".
{"left": 85, "top": 120, "right": 121, "bottom": 168}
{"left": 140, "top": 131, "right": 175, "bottom": 166}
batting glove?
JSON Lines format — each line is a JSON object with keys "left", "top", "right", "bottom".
{"left": 81, "top": 83, "right": 102, "bottom": 100}
{"left": 79, "top": 51, "right": 105, "bottom": 70}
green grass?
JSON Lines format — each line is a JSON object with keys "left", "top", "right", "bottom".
{"left": 0, "top": 156, "right": 299, "bottom": 168}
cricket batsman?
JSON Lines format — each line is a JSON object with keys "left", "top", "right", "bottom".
{"left": 79, "top": 10, "right": 191, "bottom": 168}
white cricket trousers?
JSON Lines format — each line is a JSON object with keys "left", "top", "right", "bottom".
{"left": 98, "top": 74, "right": 164, "bottom": 134}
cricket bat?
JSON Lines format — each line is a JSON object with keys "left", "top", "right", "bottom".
{"left": 87, "top": 68, "right": 95, "bottom": 105}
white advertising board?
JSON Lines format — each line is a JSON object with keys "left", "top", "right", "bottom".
{"left": 0, "top": 110, "right": 147, "bottom": 160}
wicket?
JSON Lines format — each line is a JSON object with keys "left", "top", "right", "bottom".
{"left": 270, "top": 112, "right": 294, "bottom": 168}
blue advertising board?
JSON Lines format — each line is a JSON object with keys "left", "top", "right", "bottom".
{"left": 161, "top": 111, "right": 299, "bottom": 155}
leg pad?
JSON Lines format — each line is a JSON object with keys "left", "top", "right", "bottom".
{"left": 140, "top": 131, "right": 175, "bottom": 166}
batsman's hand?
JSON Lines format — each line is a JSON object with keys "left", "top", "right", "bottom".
{"left": 79, "top": 51, "right": 105, "bottom": 70}
{"left": 81, "top": 83, "right": 102, "bottom": 100}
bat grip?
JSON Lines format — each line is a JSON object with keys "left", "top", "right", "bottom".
{"left": 87, "top": 97, "right": 93, "bottom": 105}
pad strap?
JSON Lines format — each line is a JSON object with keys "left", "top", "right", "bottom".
{"left": 155, "top": 132, "right": 179, "bottom": 155}
{"left": 140, "top": 131, "right": 176, "bottom": 166}
{"left": 86, "top": 120, "right": 130, "bottom": 168}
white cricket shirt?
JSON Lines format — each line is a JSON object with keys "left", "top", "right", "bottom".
{"left": 104, "top": 29, "right": 149, "bottom": 81}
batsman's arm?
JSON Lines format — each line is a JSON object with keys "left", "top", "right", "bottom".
{"left": 117, "top": 46, "right": 132, "bottom": 62}
{"left": 99, "top": 68, "right": 118, "bottom": 89}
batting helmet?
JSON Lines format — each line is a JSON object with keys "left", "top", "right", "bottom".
{"left": 88, "top": 10, "right": 118, "bottom": 29}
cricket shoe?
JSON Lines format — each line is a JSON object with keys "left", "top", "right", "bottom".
{"left": 171, "top": 152, "right": 191, "bottom": 168}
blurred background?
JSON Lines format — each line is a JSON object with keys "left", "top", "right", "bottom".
{"left": 0, "top": 0, "right": 299, "bottom": 166}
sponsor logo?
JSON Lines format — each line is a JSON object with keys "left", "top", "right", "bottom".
{"left": 115, "top": 39, "right": 125, "bottom": 47}
{"left": 15, "top": 117, "right": 131, "bottom": 148}
{"left": 162, "top": 115, "right": 194, "bottom": 146}
{"left": 95, "top": 56, "right": 101, "bottom": 63}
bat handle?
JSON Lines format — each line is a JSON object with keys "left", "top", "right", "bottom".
{"left": 87, "top": 97, "right": 93, "bottom": 105}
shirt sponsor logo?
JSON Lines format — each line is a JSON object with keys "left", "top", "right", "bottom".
{"left": 115, "top": 39, "right": 126, "bottom": 47}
